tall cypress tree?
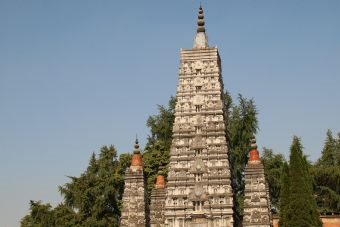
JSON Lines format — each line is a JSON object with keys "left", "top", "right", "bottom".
{"left": 278, "top": 162, "right": 290, "bottom": 227}
{"left": 285, "top": 136, "right": 322, "bottom": 227}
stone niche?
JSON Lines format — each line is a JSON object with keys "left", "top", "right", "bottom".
{"left": 190, "top": 218, "right": 208, "bottom": 227}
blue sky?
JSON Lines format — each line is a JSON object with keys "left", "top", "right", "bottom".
{"left": 0, "top": 1, "right": 339, "bottom": 226}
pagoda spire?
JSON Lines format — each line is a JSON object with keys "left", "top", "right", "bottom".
{"left": 243, "top": 135, "right": 272, "bottom": 227}
{"left": 248, "top": 135, "right": 261, "bottom": 164}
{"left": 197, "top": 3, "right": 205, "bottom": 33}
{"left": 193, "top": 3, "right": 209, "bottom": 49}
{"left": 120, "top": 138, "right": 148, "bottom": 227}
{"left": 130, "top": 137, "right": 143, "bottom": 169}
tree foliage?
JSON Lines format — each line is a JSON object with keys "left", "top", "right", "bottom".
{"left": 283, "top": 136, "right": 322, "bottom": 227}
{"left": 278, "top": 162, "right": 290, "bottom": 227}
{"left": 21, "top": 145, "right": 127, "bottom": 227}
{"left": 228, "top": 93, "right": 258, "bottom": 190}
{"left": 311, "top": 129, "right": 340, "bottom": 213}
{"left": 226, "top": 92, "right": 258, "bottom": 215}
{"left": 261, "top": 147, "right": 286, "bottom": 209}
{"left": 143, "top": 96, "right": 176, "bottom": 191}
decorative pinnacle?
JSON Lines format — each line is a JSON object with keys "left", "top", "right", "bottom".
{"left": 133, "top": 136, "right": 140, "bottom": 154}
{"left": 157, "top": 165, "right": 165, "bottom": 176}
{"left": 131, "top": 138, "right": 143, "bottom": 167}
{"left": 155, "top": 166, "right": 165, "bottom": 188}
{"left": 197, "top": 4, "right": 205, "bottom": 33}
{"left": 250, "top": 136, "right": 258, "bottom": 150}
{"left": 249, "top": 135, "right": 260, "bottom": 163}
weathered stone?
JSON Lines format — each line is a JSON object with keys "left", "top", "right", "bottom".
{"left": 150, "top": 174, "right": 166, "bottom": 227}
{"left": 164, "top": 5, "right": 235, "bottom": 227}
{"left": 243, "top": 137, "right": 272, "bottom": 227}
{"left": 120, "top": 140, "right": 149, "bottom": 227}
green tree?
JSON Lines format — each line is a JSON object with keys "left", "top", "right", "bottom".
{"left": 53, "top": 203, "right": 80, "bottom": 227}
{"left": 312, "top": 130, "right": 340, "bottom": 213}
{"left": 285, "top": 136, "right": 322, "bottom": 227}
{"left": 316, "top": 129, "right": 338, "bottom": 166}
{"left": 278, "top": 162, "right": 290, "bottom": 227}
{"left": 336, "top": 132, "right": 340, "bottom": 165}
{"left": 146, "top": 96, "right": 176, "bottom": 150}
{"left": 261, "top": 147, "right": 286, "bottom": 209}
{"left": 21, "top": 201, "right": 55, "bottom": 227}
{"left": 143, "top": 96, "right": 176, "bottom": 191}
{"left": 228, "top": 93, "right": 258, "bottom": 188}
{"left": 227, "top": 92, "right": 258, "bottom": 215}
{"left": 22, "top": 145, "right": 123, "bottom": 227}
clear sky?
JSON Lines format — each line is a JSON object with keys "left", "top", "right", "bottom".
{"left": 0, "top": 0, "right": 339, "bottom": 226}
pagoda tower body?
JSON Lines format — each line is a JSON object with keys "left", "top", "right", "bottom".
{"left": 243, "top": 137, "right": 272, "bottom": 227}
{"left": 164, "top": 6, "right": 235, "bottom": 227}
{"left": 120, "top": 140, "right": 149, "bottom": 227}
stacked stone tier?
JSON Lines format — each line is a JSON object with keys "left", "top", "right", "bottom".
{"left": 243, "top": 161, "right": 271, "bottom": 227}
{"left": 165, "top": 47, "right": 234, "bottom": 227}
{"left": 150, "top": 187, "right": 166, "bottom": 227}
{"left": 120, "top": 168, "right": 148, "bottom": 227}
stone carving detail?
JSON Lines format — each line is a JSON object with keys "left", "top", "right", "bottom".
{"left": 251, "top": 193, "right": 260, "bottom": 202}
{"left": 150, "top": 175, "right": 166, "bottom": 227}
{"left": 120, "top": 141, "right": 149, "bottom": 227}
{"left": 242, "top": 137, "right": 272, "bottom": 227}
{"left": 190, "top": 158, "right": 206, "bottom": 173}
{"left": 165, "top": 47, "right": 234, "bottom": 226}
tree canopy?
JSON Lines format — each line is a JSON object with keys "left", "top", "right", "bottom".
{"left": 311, "top": 130, "right": 340, "bottom": 213}
{"left": 282, "top": 137, "right": 322, "bottom": 227}
{"left": 20, "top": 94, "right": 340, "bottom": 227}
{"left": 21, "top": 146, "right": 130, "bottom": 227}
{"left": 261, "top": 147, "right": 286, "bottom": 210}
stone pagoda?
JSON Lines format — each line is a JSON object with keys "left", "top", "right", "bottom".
{"left": 120, "top": 139, "right": 149, "bottom": 227}
{"left": 164, "top": 5, "right": 235, "bottom": 227}
{"left": 150, "top": 170, "right": 166, "bottom": 227}
{"left": 243, "top": 137, "right": 272, "bottom": 227}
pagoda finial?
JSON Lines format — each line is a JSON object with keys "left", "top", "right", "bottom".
{"left": 131, "top": 137, "right": 143, "bottom": 168}
{"left": 197, "top": 3, "right": 205, "bottom": 33}
{"left": 193, "top": 3, "right": 208, "bottom": 49}
{"left": 155, "top": 166, "right": 165, "bottom": 189}
{"left": 134, "top": 136, "right": 140, "bottom": 154}
{"left": 248, "top": 135, "right": 260, "bottom": 164}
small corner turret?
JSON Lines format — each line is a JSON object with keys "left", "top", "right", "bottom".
{"left": 243, "top": 135, "right": 273, "bottom": 227}
{"left": 130, "top": 138, "right": 143, "bottom": 171}
{"left": 150, "top": 168, "right": 166, "bottom": 227}
{"left": 120, "top": 138, "right": 149, "bottom": 227}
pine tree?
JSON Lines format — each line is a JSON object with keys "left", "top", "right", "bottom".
{"left": 261, "top": 147, "right": 286, "bottom": 209}
{"left": 278, "top": 162, "right": 290, "bottom": 227}
{"left": 21, "top": 201, "right": 55, "bottom": 227}
{"left": 311, "top": 130, "right": 340, "bottom": 213}
{"left": 57, "top": 145, "right": 121, "bottom": 227}
{"left": 336, "top": 132, "right": 340, "bottom": 165}
{"left": 285, "top": 136, "right": 322, "bottom": 227}
{"left": 316, "top": 129, "right": 337, "bottom": 166}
